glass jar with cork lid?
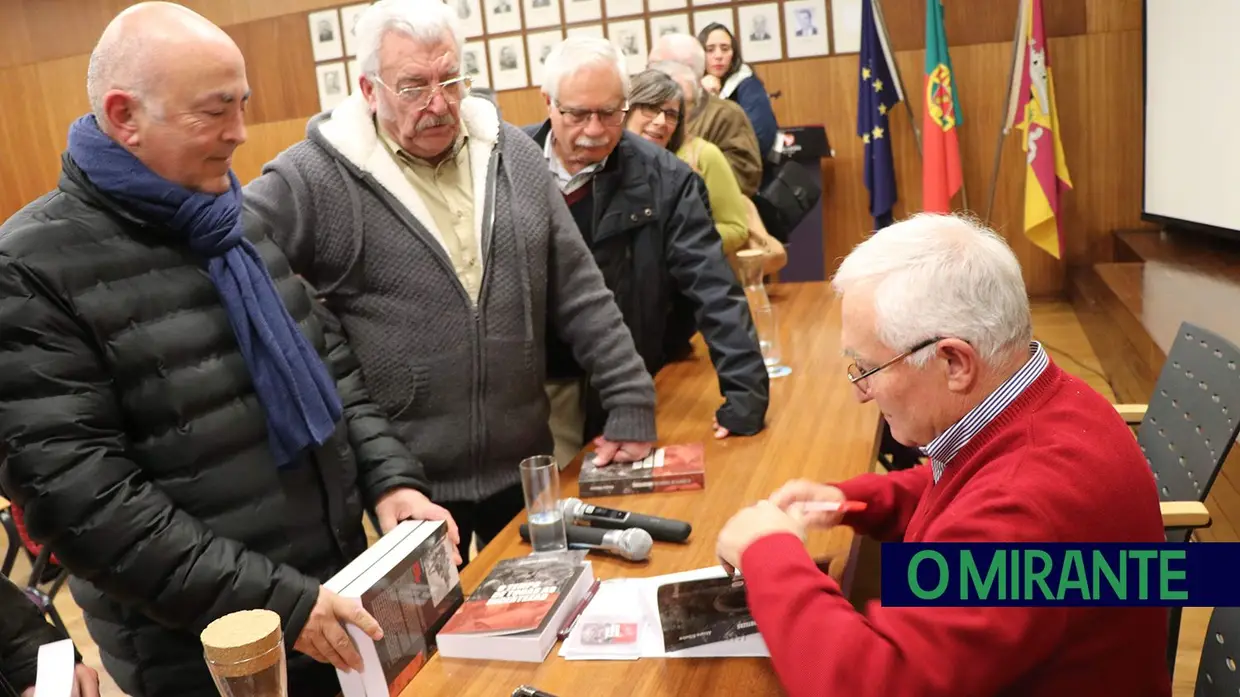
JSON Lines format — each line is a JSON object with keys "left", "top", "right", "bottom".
{"left": 201, "top": 608, "right": 288, "bottom": 697}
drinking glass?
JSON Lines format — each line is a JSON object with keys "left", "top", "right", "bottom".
{"left": 751, "top": 304, "right": 792, "bottom": 378}
{"left": 519, "top": 455, "right": 568, "bottom": 554}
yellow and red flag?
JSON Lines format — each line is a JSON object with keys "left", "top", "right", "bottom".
{"left": 1009, "top": 0, "right": 1072, "bottom": 258}
{"left": 922, "top": 0, "right": 963, "bottom": 213}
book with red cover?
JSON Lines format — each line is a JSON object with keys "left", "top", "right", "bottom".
{"left": 436, "top": 554, "right": 594, "bottom": 662}
{"left": 578, "top": 444, "right": 706, "bottom": 497}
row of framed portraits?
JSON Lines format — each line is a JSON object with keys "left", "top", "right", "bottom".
{"left": 311, "top": 0, "right": 860, "bottom": 105}
{"left": 308, "top": 0, "right": 862, "bottom": 65}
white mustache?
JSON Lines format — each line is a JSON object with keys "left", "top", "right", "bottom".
{"left": 574, "top": 135, "right": 608, "bottom": 148}
{"left": 416, "top": 114, "right": 457, "bottom": 132}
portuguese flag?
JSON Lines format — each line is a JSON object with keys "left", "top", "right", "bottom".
{"left": 922, "top": 0, "right": 963, "bottom": 213}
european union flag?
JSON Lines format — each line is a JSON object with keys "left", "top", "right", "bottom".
{"left": 858, "top": 0, "right": 902, "bottom": 229}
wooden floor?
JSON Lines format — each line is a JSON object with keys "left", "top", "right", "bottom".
{"left": 0, "top": 300, "right": 1224, "bottom": 696}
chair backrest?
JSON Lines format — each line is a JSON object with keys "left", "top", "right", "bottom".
{"left": 1139, "top": 322, "right": 1240, "bottom": 506}
{"left": 1196, "top": 606, "right": 1240, "bottom": 696}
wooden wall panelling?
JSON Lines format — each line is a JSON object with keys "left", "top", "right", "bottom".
{"left": 35, "top": 55, "right": 93, "bottom": 159}
{"left": 495, "top": 88, "right": 551, "bottom": 130}
{"left": 0, "top": 65, "right": 63, "bottom": 212}
{"left": 1086, "top": 0, "right": 1141, "bottom": 33}
{"left": 880, "top": 0, "right": 1086, "bottom": 53}
{"left": 225, "top": 14, "right": 322, "bottom": 124}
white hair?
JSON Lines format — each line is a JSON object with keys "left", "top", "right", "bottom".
{"left": 831, "top": 213, "right": 1032, "bottom": 366}
{"left": 540, "top": 37, "right": 630, "bottom": 103}
{"left": 87, "top": 33, "right": 155, "bottom": 123}
{"left": 356, "top": 0, "right": 464, "bottom": 78}
{"left": 649, "top": 60, "right": 703, "bottom": 118}
{"left": 649, "top": 33, "right": 707, "bottom": 78}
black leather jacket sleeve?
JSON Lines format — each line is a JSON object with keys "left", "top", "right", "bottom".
{"left": 0, "top": 574, "right": 72, "bottom": 695}
{"left": 310, "top": 295, "right": 433, "bottom": 503}
{"left": 663, "top": 174, "right": 771, "bottom": 435}
{"left": 0, "top": 255, "right": 319, "bottom": 642}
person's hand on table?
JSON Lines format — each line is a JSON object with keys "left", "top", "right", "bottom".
{"left": 375, "top": 487, "right": 462, "bottom": 565}
{"left": 295, "top": 586, "right": 383, "bottom": 672}
{"left": 590, "top": 436, "right": 654, "bottom": 466}
{"left": 716, "top": 500, "right": 806, "bottom": 576}
{"left": 768, "top": 479, "right": 850, "bottom": 529}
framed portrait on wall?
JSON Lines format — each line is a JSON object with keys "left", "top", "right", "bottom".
{"left": 463, "top": 41, "right": 490, "bottom": 88}
{"left": 567, "top": 23, "right": 605, "bottom": 38}
{"left": 607, "top": 19, "right": 648, "bottom": 73}
{"left": 691, "top": 0, "right": 728, "bottom": 8}
{"left": 485, "top": 0, "right": 521, "bottom": 35}
{"left": 737, "top": 3, "right": 782, "bottom": 63}
{"left": 316, "top": 61, "right": 349, "bottom": 112}
{"left": 524, "top": 0, "right": 562, "bottom": 29}
{"left": 453, "top": 0, "right": 485, "bottom": 38}
{"left": 830, "top": 0, "right": 862, "bottom": 53}
{"left": 649, "top": 13, "right": 691, "bottom": 41}
{"left": 564, "top": 0, "right": 603, "bottom": 24}
{"left": 605, "top": 0, "right": 642, "bottom": 19}
{"left": 340, "top": 3, "right": 370, "bottom": 57}
{"left": 488, "top": 35, "right": 528, "bottom": 91}
{"left": 346, "top": 58, "right": 361, "bottom": 95}
{"left": 784, "top": 0, "right": 830, "bottom": 58}
{"left": 648, "top": 0, "right": 685, "bottom": 13}
{"left": 308, "top": 9, "right": 344, "bottom": 63}
{"left": 692, "top": 8, "right": 733, "bottom": 36}
{"left": 526, "top": 29, "right": 564, "bottom": 88}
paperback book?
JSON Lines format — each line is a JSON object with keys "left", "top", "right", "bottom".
{"left": 436, "top": 553, "right": 594, "bottom": 662}
{"left": 578, "top": 444, "right": 705, "bottom": 498}
{"left": 324, "top": 520, "right": 463, "bottom": 697}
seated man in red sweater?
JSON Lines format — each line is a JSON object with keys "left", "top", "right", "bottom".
{"left": 715, "top": 213, "right": 1171, "bottom": 697}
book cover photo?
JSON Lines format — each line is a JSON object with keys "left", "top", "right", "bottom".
{"left": 439, "top": 554, "right": 587, "bottom": 636}
{"left": 655, "top": 574, "right": 759, "bottom": 653}
{"left": 578, "top": 443, "right": 706, "bottom": 497}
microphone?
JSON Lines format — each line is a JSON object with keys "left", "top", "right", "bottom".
{"left": 518, "top": 523, "right": 653, "bottom": 562}
{"left": 559, "top": 497, "right": 692, "bottom": 543}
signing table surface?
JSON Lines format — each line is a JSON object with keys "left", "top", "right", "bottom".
{"left": 400, "top": 282, "right": 882, "bottom": 697}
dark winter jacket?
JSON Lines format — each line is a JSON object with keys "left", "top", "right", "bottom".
{"left": 528, "top": 124, "right": 770, "bottom": 437}
{"left": 0, "top": 153, "right": 429, "bottom": 697}
{"left": 0, "top": 574, "right": 75, "bottom": 697}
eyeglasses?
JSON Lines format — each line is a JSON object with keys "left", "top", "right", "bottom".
{"left": 635, "top": 104, "right": 681, "bottom": 124}
{"left": 372, "top": 75, "right": 472, "bottom": 110}
{"left": 555, "top": 102, "right": 629, "bottom": 127}
{"left": 846, "top": 337, "right": 943, "bottom": 392}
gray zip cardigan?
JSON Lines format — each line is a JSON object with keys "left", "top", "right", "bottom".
{"left": 244, "top": 94, "right": 657, "bottom": 503}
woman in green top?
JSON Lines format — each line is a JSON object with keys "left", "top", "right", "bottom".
{"left": 624, "top": 69, "right": 751, "bottom": 255}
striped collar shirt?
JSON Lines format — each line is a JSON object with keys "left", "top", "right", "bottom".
{"left": 923, "top": 341, "right": 1049, "bottom": 483}
{"left": 544, "top": 133, "right": 606, "bottom": 195}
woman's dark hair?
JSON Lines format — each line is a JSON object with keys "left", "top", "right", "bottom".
{"left": 696, "top": 22, "right": 742, "bottom": 82}
{"left": 624, "top": 69, "right": 686, "bottom": 153}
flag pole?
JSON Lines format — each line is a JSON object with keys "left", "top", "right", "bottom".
{"left": 872, "top": 0, "right": 920, "bottom": 158}
{"left": 984, "top": 0, "right": 1028, "bottom": 224}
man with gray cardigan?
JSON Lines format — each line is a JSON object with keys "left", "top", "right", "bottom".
{"left": 245, "top": 0, "right": 657, "bottom": 565}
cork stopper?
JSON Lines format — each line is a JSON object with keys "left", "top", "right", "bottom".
{"left": 201, "top": 609, "right": 284, "bottom": 678}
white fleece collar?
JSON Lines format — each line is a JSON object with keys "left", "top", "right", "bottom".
{"left": 719, "top": 63, "right": 753, "bottom": 100}
{"left": 315, "top": 94, "right": 500, "bottom": 261}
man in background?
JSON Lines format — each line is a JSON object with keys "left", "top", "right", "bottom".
{"left": 716, "top": 214, "right": 1171, "bottom": 697}
{"left": 0, "top": 3, "right": 454, "bottom": 695}
{"left": 246, "top": 0, "right": 658, "bottom": 565}
{"left": 648, "top": 33, "right": 764, "bottom": 196}
{"left": 528, "top": 37, "right": 768, "bottom": 465}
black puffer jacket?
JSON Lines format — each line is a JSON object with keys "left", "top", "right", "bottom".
{"left": 0, "top": 155, "right": 430, "bottom": 697}
{"left": 0, "top": 574, "right": 74, "bottom": 697}
{"left": 528, "top": 125, "right": 769, "bottom": 436}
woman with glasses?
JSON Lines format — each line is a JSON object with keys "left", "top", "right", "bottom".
{"left": 624, "top": 69, "right": 749, "bottom": 256}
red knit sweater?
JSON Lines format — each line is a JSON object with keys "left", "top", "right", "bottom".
{"left": 741, "top": 361, "right": 1172, "bottom": 697}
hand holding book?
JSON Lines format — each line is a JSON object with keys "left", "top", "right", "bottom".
{"left": 295, "top": 586, "right": 383, "bottom": 673}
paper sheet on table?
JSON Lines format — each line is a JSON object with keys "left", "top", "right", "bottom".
{"left": 34, "top": 638, "right": 75, "bottom": 697}
{"left": 558, "top": 566, "right": 769, "bottom": 660}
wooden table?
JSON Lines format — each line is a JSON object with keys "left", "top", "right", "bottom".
{"left": 401, "top": 282, "right": 882, "bottom": 697}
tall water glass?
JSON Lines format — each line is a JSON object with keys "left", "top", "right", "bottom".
{"left": 519, "top": 455, "right": 568, "bottom": 554}
{"left": 736, "top": 250, "right": 792, "bottom": 378}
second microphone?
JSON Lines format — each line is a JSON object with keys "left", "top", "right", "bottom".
{"left": 559, "top": 497, "right": 692, "bottom": 543}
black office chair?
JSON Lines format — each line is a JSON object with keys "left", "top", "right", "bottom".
{"left": 1113, "top": 321, "right": 1240, "bottom": 679}
{"left": 1192, "top": 606, "right": 1240, "bottom": 696}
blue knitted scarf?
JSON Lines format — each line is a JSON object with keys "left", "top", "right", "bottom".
{"left": 67, "top": 115, "right": 342, "bottom": 467}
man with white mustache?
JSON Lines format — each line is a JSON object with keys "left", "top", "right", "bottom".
{"left": 527, "top": 37, "right": 769, "bottom": 468}
{"left": 245, "top": 0, "right": 660, "bottom": 567}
